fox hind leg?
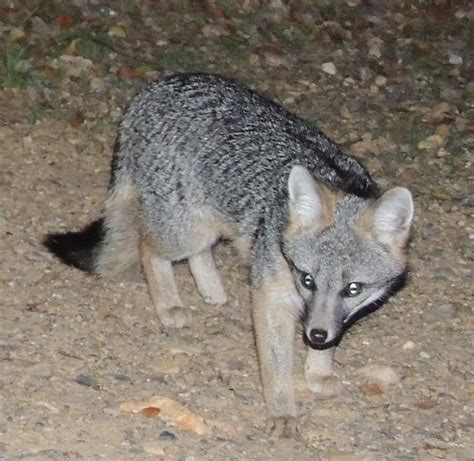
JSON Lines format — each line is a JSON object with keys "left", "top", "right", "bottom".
{"left": 140, "top": 237, "right": 191, "bottom": 328}
{"left": 188, "top": 249, "right": 227, "bottom": 305}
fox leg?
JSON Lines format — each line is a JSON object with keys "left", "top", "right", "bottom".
{"left": 140, "top": 237, "right": 190, "bottom": 328}
{"left": 188, "top": 249, "right": 227, "bottom": 305}
{"left": 251, "top": 260, "right": 301, "bottom": 437}
{"left": 304, "top": 348, "right": 342, "bottom": 398}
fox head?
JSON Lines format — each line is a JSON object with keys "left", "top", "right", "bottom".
{"left": 282, "top": 165, "right": 414, "bottom": 350}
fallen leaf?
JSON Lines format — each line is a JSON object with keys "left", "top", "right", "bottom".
{"left": 416, "top": 399, "right": 438, "bottom": 410}
{"left": 413, "top": 41, "right": 430, "bottom": 57}
{"left": 64, "top": 39, "right": 78, "bottom": 56}
{"left": 69, "top": 111, "right": 84, "bottom": 127}
{"left": 140, "top": 407, "right": 160, "bottom": 418}
{"left": 9, "top": 27, "right": 26, "bottom": 41}
{"left": 359, "top": 383, "right": 383, "bottom": 396}
{"left": 116, "top": 65, "right": 153, "bottom": 79}
{"left": 121, "top": 396, "right": 209, "bottom": 435}
{"left": 422, "top": 102, "right": 456, "bottom": 126}
{"left": 109, "top": 24, "right": 127, "bottom": 38}
{"left": 462, "top": 123, "right": 474, "bottom": 134}
{"left": 375, "top": 75, "right": 387, "bottom": 86}
{"left": 59, "top": 55, "right": 93, "bottom": 77}
{"left": 57, "top": 13, "right": 73, "bottom": 29}
{"left": 259, "top": 44, "right": 290, "bottom": 68}
{"left": 417, "top": 134, "right": 443, "bottom": 150}
{"left": 435, "top": 124, "right": 449, "bottom": 140}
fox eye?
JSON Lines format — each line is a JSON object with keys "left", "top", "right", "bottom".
{"left": 343, "top": 282, "right": 363, "bottom": 297}
{"left": 301, "top": 272, "right": 316, "bottom": 291}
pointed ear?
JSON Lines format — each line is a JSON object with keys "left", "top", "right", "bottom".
{"left": 288, "top": 165, "right": 335, "bottom": 231}
{"left": 371, "top": 187, "right": 414, "bottom": 247}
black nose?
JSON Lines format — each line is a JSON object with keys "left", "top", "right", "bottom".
{"left": 309, "top": 328, "right": 328, "bottom": 345}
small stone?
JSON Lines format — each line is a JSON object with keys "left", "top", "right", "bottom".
{"left": 402, "top": 340, "right": 416, "bottom": 350}
{"left": 375, "top": 75, "right": 387, "bottom": 86}
{"left": 436, "top": 124, "right": 450, "bottom": 140}
{"left": 322, "top": 62, "right": 337, "bottom": 75}
{"left": 357, "top": 364, "right": 400, "bottom": 387}
{"left": 27, "top": 362, "right": 53, "bottom": 379}
{"left": 448, "top": 53, "right": 463, "bottom": 65}
{"left": 418, "top": 134, "right": 444, "bottom": 150}
{"left": 159, "top": 430, "right": 177, "bottom": 441}
{"left": 142, "top": 441, "right": 165, "bottom": 456}
{"left": 74, "top": 374, "right": 98, "bottom": 388}
{"left": 437, "top": 147, "right": 451, "bottom": 157}
{"left": 423, "top": 305, "right": 456, "bottom": 323}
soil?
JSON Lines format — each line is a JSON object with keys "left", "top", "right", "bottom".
{"left": 0, "top": 2, "right": 472, "bottom": 460}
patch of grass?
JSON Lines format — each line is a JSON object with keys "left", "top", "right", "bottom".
{"left": 1, "top": 41, "right": 29, "bottom": 88}
{"left": 160, "top": 47, "right": 202, "bottom": 71}
{"left": 389, "top": 115, "right": 431, "bottom": 146}
{"left": 216, "top": 34, "right": 245, "bottom": 56}
{"left": 267, "top": 21, "right": 308, "bottom": 51}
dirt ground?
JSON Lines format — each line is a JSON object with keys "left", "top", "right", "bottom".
{"left": 0, "top": 1, "right": 472, "bottom": 460}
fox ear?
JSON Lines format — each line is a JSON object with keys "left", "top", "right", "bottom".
{"left": 371, "top": 187, "right": 414, "bottom": 247}
{"left": 288, "top": 165, "right": 334, "bottom": 230}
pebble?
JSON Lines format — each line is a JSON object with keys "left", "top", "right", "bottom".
{"left": 357, "top": 364, "right": 400, "bottom": 387}
{"left": 423, "top": 305, "right": 456, "bottom": 322}
{"left": 448, "top": 53, "right": 463, "bottom": 65}
{"left": 27, "top": 362, "right": 53, "bottom": 379}
{"left": 322, "top": 62, "right": 337, "bottom": 75}
{"left": 159, "top": 430, "right": 177, "bottom": 441}
{"left": 402, "top": 340, "right": 416, "bottom": 350}
{"left": 142, "top": 441, "right": 165, "bottom": 456}
{"left": 73, "top": 374, "right": 98, "bottom": 388}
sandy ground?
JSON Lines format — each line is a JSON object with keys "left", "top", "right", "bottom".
{"left": 1, "top": 2, "right": 473, "bottom": 460}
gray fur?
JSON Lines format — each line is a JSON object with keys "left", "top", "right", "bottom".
{"left": 47, "top": 73, "right": 413, "bottom": 437}
{"left": 105, "top": 73, "right": 377, "bottom": 277}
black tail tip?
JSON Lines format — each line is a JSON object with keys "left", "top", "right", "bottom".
{"left": 43, "top": 218, "right": 105, "bottom": 273}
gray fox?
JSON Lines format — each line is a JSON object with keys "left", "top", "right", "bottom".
{"left": 44, "top": 73, "right": 414, "bottom": 437}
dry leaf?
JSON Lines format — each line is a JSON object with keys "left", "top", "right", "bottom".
{"left": 422, "top": 102, "right": 456, "bottom": 126}
{"left": 9, "top": 27, "right": 26, "bottom": 41}
{"left": 359, "top": 383, "right": 383, "bottom": 396}
{"left": 121, "top": 396, "right": 209, "bottom": 435}
{"left": 140, "top": 407, "right": 160, "bottom": 418}
{"left": 259, "top": 44, "right": 290, "bottom": 68}
{"left": 109, "top": 24, "right": 127, "bottom": 38}
{"left": 413, "top": 41, "right": 430, "bottom": 57}
{"left": 375, "top": 75, "right": 387, "bottom": 86}
{"left": 435, "top": 124, "right": 449, "bottom": 140}
{"left": 416, "top": 399, "right": 438, "bottom": 410}
{"left": 69, "top": 112, "right": 84, "bottom": 128}
{"left": 418, "top": 134, "right": 443, "bottom": 150}
{"left": 57, "top": 13, "right": 73, "bottom": 30}
{"left": 59, "top": 55, "right": 93, "bottom": 77}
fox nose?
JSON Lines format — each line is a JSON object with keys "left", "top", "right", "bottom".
{"left": 309, "top": 328, "right": 328, "bottom": 345}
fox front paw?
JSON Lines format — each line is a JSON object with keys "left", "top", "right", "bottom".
{"left": 306, "top": 373, "right": 342, "bottom": 398}
{"left": 266, "top": 416, "right": 299, "bottom": 438}
{"left": 159, "top": 306, "right": 191, "bottom": 328}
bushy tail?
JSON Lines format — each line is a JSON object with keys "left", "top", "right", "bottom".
{"left": 43, "top": 218, "right": 105, "bottom": 273}
{"left": 44, "top": 178, "right": 141, "bottom": 279}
